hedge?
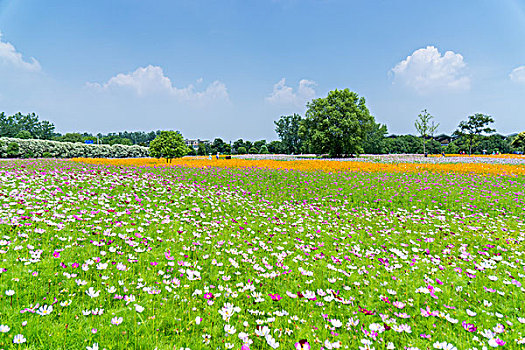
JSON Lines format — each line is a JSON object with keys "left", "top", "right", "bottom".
{"left": 0, "top": 137, "right": 149, "bottom": 158}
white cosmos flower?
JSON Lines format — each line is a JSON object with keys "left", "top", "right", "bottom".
{"left": 86, "top": 343, "right": 99, "bottom": 350}
{"left": 265, "top": 334, "right": 279, "bottom": 348}
{"left": 254, "top": 326, "right": 270, "bottom": 337}
{"left": 466, "top": 309, "right": 477, "bottom": 316}
{"left": 5, "top": 290, "right": 15, "bottom": 296}
{"left": 224, "top": 324, "right": 236, "bottom": 335}
{"left": 36, "top": 305, "right": 53, "bottom": 316}
{"left": 330, "top": 319, "right": 343, "bottom": 328}
{"left": 111, "top": 316, "right": 123, "bottom": 325}
{"left": 86, "top": 287, "right": 100, "bottom": 298}
{"left": 134, "top": 304, "right": 144, "bottom": 313}
{"left": 0, "top": 324, "right": 10, "bottom": 333}
{"left": 13, "top": 334, "right": 26, "bottom": 344}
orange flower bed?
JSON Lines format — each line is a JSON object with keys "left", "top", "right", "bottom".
{"left": 70, "top": 157, "right": 525, "bottom": 176}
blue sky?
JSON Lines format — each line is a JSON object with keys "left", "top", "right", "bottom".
{"left": 1, "top": 0, "right": 524, "bottom": 141}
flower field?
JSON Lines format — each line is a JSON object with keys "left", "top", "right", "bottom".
{"left": 1, "top": 159, "right": 525, "bottom": 349}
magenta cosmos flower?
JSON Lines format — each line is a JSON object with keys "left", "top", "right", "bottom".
{"left": 294, "top": 339, "right": 311, "bottom": 350}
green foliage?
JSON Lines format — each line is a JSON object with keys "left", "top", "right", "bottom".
{"left": 363, "top": 123, "right": 388, "bottom": 154}
{"left": 301, "top": 89, "right": 375, "bottom": 157}
{"left": 274, "top": 113, "right": 303, "bottom": 154}
{"left": 414, "top": 109, "right": 439, "bottom": 155}
{"left": 211, "top": 138, "right": 227, "bottom": 154}
{"left": 477, "top": 134, "right": 511, "bottom": 154}
{"left": 57, "top": 133, "right": 84, "bottom": 143}
{"left": 149, "top": 131, "right": 189, "bottom": 163}
{"left": 384, "top": 135, "right": 423, "bottom": 154}
{"left": 237, "top": 146, "right": 247, "bottom": 155}
{"left": 15, "top": 130, "right": 32, "bottom": 139}
{"left": 511, "top": 132, "right": 525, "bottom": 153}
{"left": 454, "top": 113, "right": 495, "bottom": 155}
{"left": 267, "top": 140, "right": 283, "bottom": 154}
{"left": 197, "top": 143, "right": 207, "bottom": 156}
{"left": 6, "top": 142, "right": 19, "bottom": 158}
{"left": 0, "top": 112, "right": 56, "bottom": 139}
{"left": 248, "top": 146, "right": 258, "bottom": 154}
{"left": 259, "top": 145, "right": 269, "bottom": 154}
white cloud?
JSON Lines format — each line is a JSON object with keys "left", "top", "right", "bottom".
{"left": 266, "top": 78, "right": 316, "bottom": 107}
{"left": 87, "top": 65, "right": 229, "bottom": 102}
{"left": 0, "top": 33, "right": 41, "bottom": 71}
{"left": 391, "top": 46, "right": 470, "bottom": 93}
{"left": 509, "top": 66, "right": 525, "bottom": 83}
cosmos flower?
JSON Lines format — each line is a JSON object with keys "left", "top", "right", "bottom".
{"left": 13, "top": 334, "right": 27, "bottom": 344}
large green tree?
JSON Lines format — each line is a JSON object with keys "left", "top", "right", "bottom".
{"left": 453, "top": 113, "right": 495, "bottom": 156}
{"left": 414, "top": 109, "right": 439, "bottom": 156}
{"left": 274, "top": 113, "right": 303, "bottom": 154}
{"left": 301, "top": 89, "right": 375, "bottom": 157}
{"left": 149, "top": 131, "right": 189, "bottom": 163}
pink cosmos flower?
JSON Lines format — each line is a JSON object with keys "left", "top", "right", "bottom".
{"left": 269, "top": 293, "right": 282, "bottom": 301}
{"left": 294, "top": 339, "right": 311, "bottom": 350}
{"left": 462, "top": 321, "right": 477, "bottom": 332}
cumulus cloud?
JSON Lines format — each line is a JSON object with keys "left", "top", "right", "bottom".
{"left": 87, "top": 65, "right": 229, "bottom": 102}
{"left": 266, "top": 78, "right": 316, "bottom": 108}
{"left": 0, "top": 33, "right": 41, "bottom": 72}
{"left": 509, "top": 66, "right": 525, "bottom": 83}
{"left": 391, "top": 46, "right": 470, "bottom": 93}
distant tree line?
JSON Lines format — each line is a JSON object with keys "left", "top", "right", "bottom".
{"left": 2, "top": 96, "right": 525, "bottom": 158}
{"left": 0, "top": 112, "right": 161, "bottom": 146}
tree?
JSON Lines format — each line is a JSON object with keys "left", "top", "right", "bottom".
{"left": 453, "top": 113, "right": 495, "bottom": 156}
{"left": 212, "top": 138, "right": 227, "bottom": 154}
{"left": 414, "top": 109, "right": 439, "bottom": 157}
{"left": 267, "top": 140, "right": 283, "bottom": 154}
{"left": 15, "top": 130, "right": 32, "bottom": 139}
{"left": 363, "top": 123, "right": 388, "bottom": 154}
{"left": 301, "top": 89, "right": 375, "bottom": 157}
{"left": 274, "top": 114, "right": 303, "bottom": 154}
{"left": 511, "top": 132, "right": 525, "bottom": 153}
{"left": 6, "top": 142, "right": 19, "bottom": 158}
{"left": 237, "top": 146, "right": 247, "bottom": 154}
{"left": 259, "top": 145, "right": 269, "bottom": 154}
{"left": 149, "top": 131, "right": 189, "bottom": 163}
{"left": 58, "top": 133, "right": 84, "bottom": 143}
{"left": 197, "top": 143, "right": 206, "bottom": 156}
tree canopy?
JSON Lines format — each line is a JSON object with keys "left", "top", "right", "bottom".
{"left": 274, "top": 113, "right": 303, "bottom": 154}
{"left": 511, "top": 132, "right": 525, "bottom": 153}
{"left": 301, "top": 89, "right": 375, "bottom": 157}
{"left": 453, "top": 113, "right": 495, "bottom": 155}
{"left": 149, "top": 131, "right": 189, "bottom": 163}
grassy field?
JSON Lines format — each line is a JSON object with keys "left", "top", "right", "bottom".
{"left": 0, "top": 159, "right": 524, "bottom": 349}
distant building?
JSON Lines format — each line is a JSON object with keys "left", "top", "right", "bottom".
{"left": 185, "top": 139, "right": 209, "bottom": 150}
{"left": 435, "top": 134, "right": 452, "bottom": 147}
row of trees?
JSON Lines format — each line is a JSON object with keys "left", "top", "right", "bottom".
{"left": 4, "top": 88, "right": 525, "bottom": 158}
{"left": 273, "top": 90, "right": 525, "bottom": 157}
{"left": 0, "top": 112, "right": 160, "bottom": 146}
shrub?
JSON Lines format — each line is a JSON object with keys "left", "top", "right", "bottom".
{"left": 0, "top": 137, "right": 149, "bottom": 158}
{"left": 248, "top": 147, "right": 258, "bottom": 154}
{"left": 237, "top": 147, "right": 247, "bottom": 154}
{"left": 7, "top": 142, "right": 19, "bottom": 158}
